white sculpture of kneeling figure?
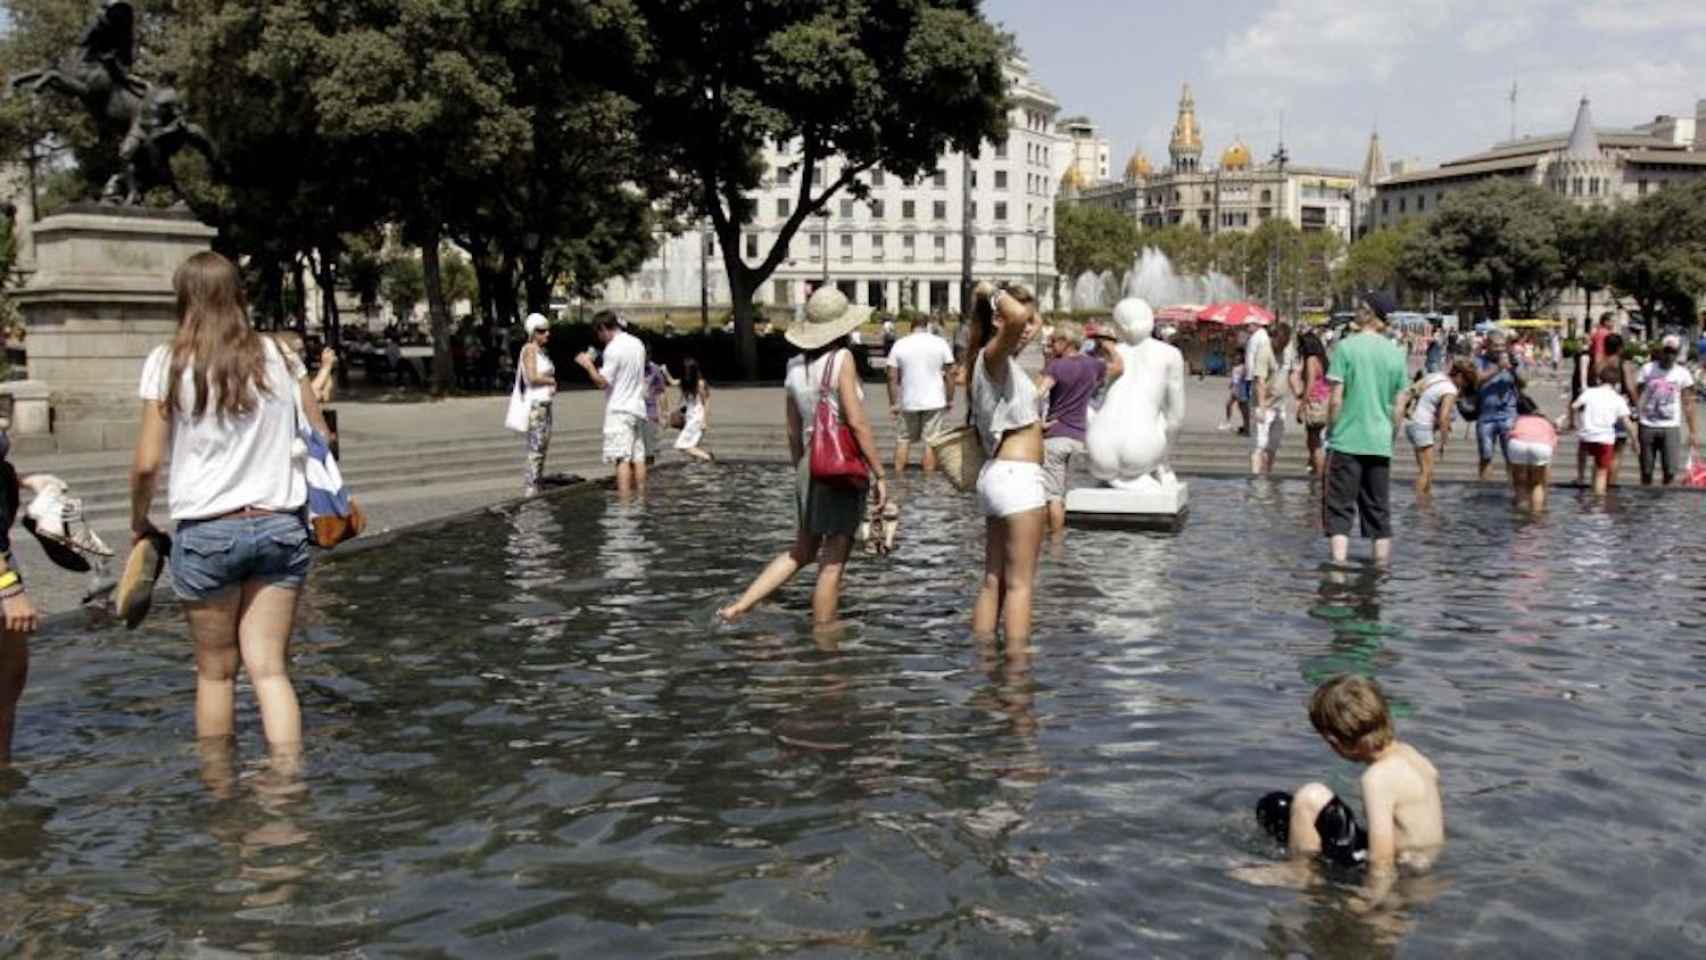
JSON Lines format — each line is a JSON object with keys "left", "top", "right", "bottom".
{"left": 1067, "top": 297, "right": 1189, "bottom": 524}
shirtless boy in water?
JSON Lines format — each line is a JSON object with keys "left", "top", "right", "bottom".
{"left": 1254, "top": 675, "right": 1445, "bottom": 901}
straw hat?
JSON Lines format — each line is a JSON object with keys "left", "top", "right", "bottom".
{"left": 787, "top": 286, "right": 872, "bottom": 350}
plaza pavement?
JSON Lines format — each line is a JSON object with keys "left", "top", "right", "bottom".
{"left": 17, "top": 359, "right": 1588, "bottom": 618}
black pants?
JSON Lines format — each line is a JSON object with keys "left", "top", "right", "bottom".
{"left": 1323, "top": 452, "right": 1392, "bottom": 540}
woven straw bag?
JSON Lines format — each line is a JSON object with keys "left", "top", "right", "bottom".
{"left": 929, "top": 425, "right": 985, "bottom": 492}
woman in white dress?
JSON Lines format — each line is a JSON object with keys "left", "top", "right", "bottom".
{"left": 673, "top": 357, "right": 713, "bottom": 462}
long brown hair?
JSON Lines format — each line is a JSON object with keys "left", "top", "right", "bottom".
{"left": 165, "top": 252, "right": 272, "bottom": 421}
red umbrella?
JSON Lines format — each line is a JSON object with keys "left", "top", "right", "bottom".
{"left": 1197, "top": 302, "right": 1275, "bottom": 326}
{"left": 1155, "top": 305, "right": 1201, "bottom": 324}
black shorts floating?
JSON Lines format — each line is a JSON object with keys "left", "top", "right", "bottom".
{"left": 1257, "top": 790, "right": 1370, "bottom": 870}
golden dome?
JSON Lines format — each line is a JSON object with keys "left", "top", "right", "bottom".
{"left": 1060, "top": 166, "right": 1088, "bottom": 192}
{"left": 1220, "top": 140, "right": 1251, "bottom": 171}
{"left": 1123, "top": 151, "right": 1154, "bottom": 181}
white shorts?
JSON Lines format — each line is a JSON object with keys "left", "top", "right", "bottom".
{"left": 900, "top": 408, "right": 945, "bottom": 443}
{"left": 1253, "top": 407, "right": 1286, "bottom": 452}
{"left": 977, "top": 460, "right": 1048, "bottom": 519}
{"left": 1042, "top": 436, "right": 1086, "bottom": 500}
{"left": 603, "top": 412, "right": 648, "bottom": 464}
{"left": 1405, "top": 422, "right": 1436, "bottom": 450}
{"left": 1507, "top": 439, "right": 1553, "bottom": 467}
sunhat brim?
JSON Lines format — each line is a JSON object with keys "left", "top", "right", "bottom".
{"left": 785, "top": 304, "right": 873, "bottom": 350}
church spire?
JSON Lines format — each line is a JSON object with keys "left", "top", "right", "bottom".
{"left": 1565, "top": 96, "right": 1600, "bottom": 158}
{"left": 1360, "top": 129, "right": 1386, "bottom": 185}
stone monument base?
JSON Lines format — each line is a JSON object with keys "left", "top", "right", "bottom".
{"left": 1064, "top": 483, "right": 1189, "bottom": 532}
{"left": 12, "top": 205, "right": 217, "bottom": 452}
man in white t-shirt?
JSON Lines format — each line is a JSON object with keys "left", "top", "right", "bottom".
{"left": 885, "top": 318, "right": 957, "bottom": 473}
{"left": 1245, "top": 323, "right": 1286, "bottom": 475}
{"left": 1633, "top": 335, "right": 1699, "bottom": 486}
{"left": 576, "top": 311, "right": 651, "bottom": 494}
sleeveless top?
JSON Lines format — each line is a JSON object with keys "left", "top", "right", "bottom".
{"left": 972, "top": 351, "right": 1040, "bottom": 454}
{"left": 786, "top": 349, "right": 862, "bottom": 441}
{"left": 521, "top": 344, "right": 556, "bottom": 406}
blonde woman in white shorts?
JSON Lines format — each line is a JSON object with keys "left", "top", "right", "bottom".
{"left": 965, "top": 283, "right": 1046, "bottom": 649}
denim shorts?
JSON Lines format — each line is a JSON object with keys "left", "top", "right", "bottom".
{"left": 171, "top": 513, "right": 312, "bottom": 602}
{"left": 1477, "top": 416, "right": 1514, "bottom": 464}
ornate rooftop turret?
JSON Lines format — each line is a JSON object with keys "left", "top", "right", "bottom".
{"left": 1220, "top": 139, "right": 1251, "bottom": 172}
{"left": 1169, "top": 84, "right": 1204, "bottom": 173}
{"left": 1060, "top": 165, "right": 1088, "bottom": 196}
{"left": 1123, "top": 150, "right": 1154, "bottom": 182}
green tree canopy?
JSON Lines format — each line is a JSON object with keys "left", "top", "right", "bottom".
{"left": 1422, "top": 178, "right": 1570, "bottom": 319}
{"left": 1054, "top": 203, "right": 1138, "bottom": 304}
{"left": 1606, "top": 181, "right": 1706, "bottom": 327}
{"left": 590, "top": 0, "right": 1010, "bottom": 376}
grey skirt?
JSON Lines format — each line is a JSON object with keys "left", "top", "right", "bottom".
{"left": 795, "top": 456, "right": 865, "bottom": 538}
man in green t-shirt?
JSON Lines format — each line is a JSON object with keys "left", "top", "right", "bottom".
{"left": 1324, "top": 292, "right": 1410, "bottom": 564}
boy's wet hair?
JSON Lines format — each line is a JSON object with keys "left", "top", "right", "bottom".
{"left": 1309, "top": 675, "right": 1394, "bottom": 758}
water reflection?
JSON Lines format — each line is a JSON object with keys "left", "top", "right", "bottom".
{"left": 4, "top": 470, "right": 1704, "bottom": 954}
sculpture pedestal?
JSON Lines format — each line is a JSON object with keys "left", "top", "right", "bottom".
{"left": 11, "top": 206, "right": 217, "bottom": 451}
{"left": 1064, "top": 483, "right": 1189, "bottom": 532}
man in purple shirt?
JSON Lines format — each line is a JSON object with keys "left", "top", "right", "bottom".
{"left": 1038, "top": 321, "right": 1123, "bottom": 533}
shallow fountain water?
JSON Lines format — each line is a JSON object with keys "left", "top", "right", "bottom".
{"left": 1, "top": 469, "right": 1702, "bottom": 955}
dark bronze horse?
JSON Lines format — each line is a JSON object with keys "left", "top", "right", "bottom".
{"left": 10, "top": 1, "right": 218, "bottom": 205}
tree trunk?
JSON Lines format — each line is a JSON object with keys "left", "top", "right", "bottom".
{"left": 291, "top": 258, "right": 309, "bottom": 336}
{"left": 473, "top": 254, "right": 499, "bottom": 327}
{"left": 725, "top": 255, "right": 757, "bottom": 379}
{"left": 420, "top": 230, "right": 454, "bottom": 396}
{"left": 1582, "top": 288, "right": 1593, "bottom": 330}
{"left": 497, "top": 251, "right": 521, "bottom": 327}
{"left": 522, "top": 250, "right": 551, "bottom": 315}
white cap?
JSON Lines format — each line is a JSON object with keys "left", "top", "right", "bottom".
{"left": 1662, "top": 334, "right": 1682, "bottom": 351}
{"left": 525, "top": 313, "right": 550, "bottom": 334}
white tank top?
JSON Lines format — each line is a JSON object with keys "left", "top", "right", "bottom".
{"left": 522, "top": 344, "right": 556, "bottom": 405}
{"left": 972, "top": 351, "right": 1040, "bottom": 453}
{"left": 786, "top": 349, "right": 862, "bottom": 439}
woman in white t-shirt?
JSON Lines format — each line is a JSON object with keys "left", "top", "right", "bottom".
{"left": 129, "top": 252, "right": 333, "bottom": 762}
{"left": 1400, "top": 360, "right": 1473, "bottom": 495}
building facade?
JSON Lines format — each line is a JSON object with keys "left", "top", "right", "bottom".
{"left": 602, "top": 56, "right": 1067, "bottom": 316}
{"left": 1070, "top": 85, "right": 1358, "bottom": 242}
{"left": 1060, "top": 116, "right": 1112, "bottom": 186}
{"left": 1370, "top": 97, "right": 1706, "bottom": 231}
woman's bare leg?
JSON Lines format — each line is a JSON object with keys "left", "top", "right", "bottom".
{"left": 812, "top": 534, "right": 854, "bottom": 626}
{"left": 973, "top": 517, "right": 1006, "bottom": 638}
{"left": 237, "top": 581, "right": 302, "bottom": 755}
{"left": 720, "top": 531, "right": 821, "bottom": 621}
{"left": 186, "top": 592, "right": 243, "bottom": 740}
{"left": 1000, "top": 508, "right": 1046, "bottom": 650}
{"left": 0, "top": 632, "right": 28, "bottom": 765}
{"left": 1414, "top": 445, "right": 1431, "bottom": 495}
{"left": 1532, "top": 465, "right": 1550, "bottom": 511}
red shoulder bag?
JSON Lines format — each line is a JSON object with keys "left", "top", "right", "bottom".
{"left": 809, "top": 350, "right": 869, "bottom": 490}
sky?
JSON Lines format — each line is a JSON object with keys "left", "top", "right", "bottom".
{"left": 982, "top": 0, "right": 1706, "bottom": 174}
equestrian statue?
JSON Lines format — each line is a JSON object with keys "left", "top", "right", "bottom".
{"left": 9, "top": 1, "right": 218, "bottom": 206}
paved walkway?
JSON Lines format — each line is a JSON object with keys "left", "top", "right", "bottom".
{"left": 15, "top": 360, "right": 1590, "bottom": 619}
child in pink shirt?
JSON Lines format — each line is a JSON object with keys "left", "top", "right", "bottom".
{"left": 1508, "top": 395, "right": 1557, "bottom": 511}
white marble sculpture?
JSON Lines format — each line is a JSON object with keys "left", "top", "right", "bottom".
{"left": 1070, "top": 297, "right": 1188, "bottom": 520}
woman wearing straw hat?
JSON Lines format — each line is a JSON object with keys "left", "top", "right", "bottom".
{"left": 719, "top": 287, "right": 887, "bottom": 626}
{"left": 518, "top": 313, "right": 557, "bottom": 497}
{"left": 965, "top": 282, "right": 1046, "bottom": 648}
